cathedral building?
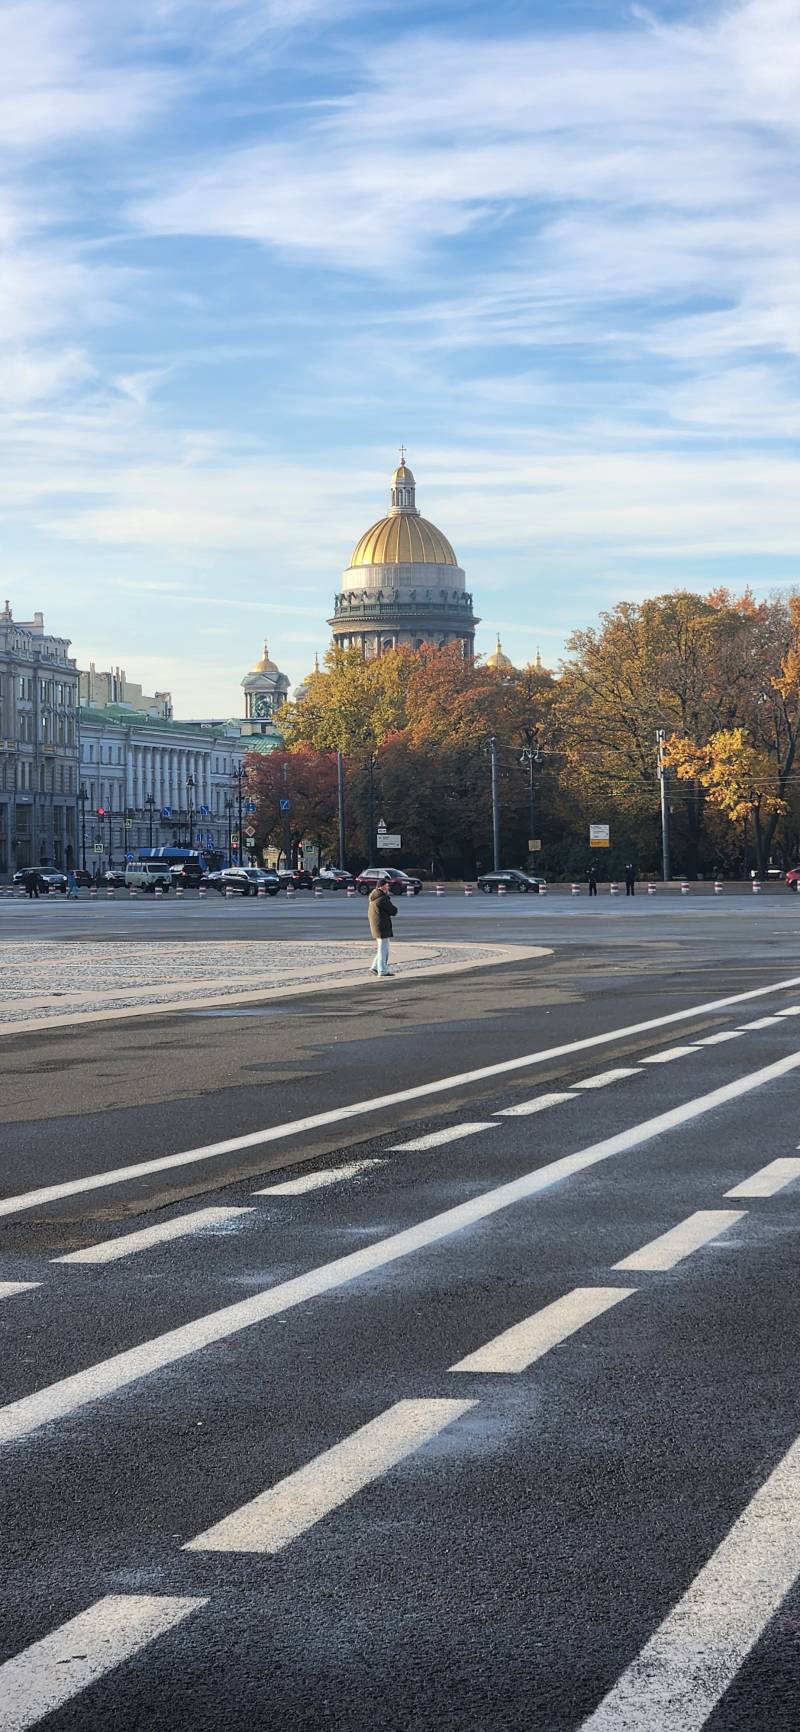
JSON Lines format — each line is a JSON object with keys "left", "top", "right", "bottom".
{"left": 329, "top": 458, "right": 479, "bottom": 657}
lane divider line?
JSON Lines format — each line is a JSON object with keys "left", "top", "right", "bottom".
{"left": 776, "top": 1006, "right": 800, "bottom": 1017}
{"left": 726, "top": 1158, "right": 800, "bottom": 1199}
{"left": 2, "top": 973, "right": 800, "bottom": 1220}
{"left": 613, "top": 1209, "right": 745, "bottom": 1272}
{"left": 573, "top": 1069, "right": 641, "bottom": 1090}
{"left": 0, "top": 1593, "right": 207, "bottom": 1732}
{"left": 694, "top": 1030, "right": 745, "bottom": 1046}
{"left": 184, "top": 1397, "right": 475, "bottom": 1555}
{"left": 389, "top": 1123, "right": 497, "bottom": 1152}
{"left": 255, "top": 1161, "right": 385, "bottom": 1196}
{"left": 51, "top": 1206, "right": 254, "bottom": 1267}
{"left": 640, "top": 1046, "right": 700, "bottom": 1065}
{"left": 579, "top": 1423, "right": 800, "bottom": 1732}
{"left": 736, "top": 1016, "right": 785, "bottom": 1030}
{"left": 449, "top": 1286, "right": 636, "bottom": 1373}
{"left": 0, "top": 1281, "right": 40, "bottom": 1302}
{"left": 494, "top": 1092, "right": 576, "bottom": 1117}
{"left": 1, "top": 1049, "right": 797, "bottom": 1448}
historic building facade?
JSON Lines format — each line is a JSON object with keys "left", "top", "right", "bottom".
{"left": 329, "top": 459, "right": 479, "bottom": 657}
{"left": 0, "top": 605, "right": 79, "bottom": 875}
{"left": 77, "top": 709, "right": 245, "bottom": 870}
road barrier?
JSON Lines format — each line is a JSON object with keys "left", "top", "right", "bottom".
{"left": 224, "top": 885, "right": 234, "bottom": 899}
{"left": 106, "top": 885, "right": 115, "bottom": 898}
{"left": 538, "top": 880, "right": 548, "bottom": 895}
{"left": 198, "top": 883, "right": 207, "bottom": 899}
{"left": 286, "top": 884, "right": 296, "bottom": 898}
{"left": 497, "top": 883, "right": 507, "bottom": 896}
{"left": 464, "top": 883, "right": 474, "bottom": 896}
{"left": 609, "top": 882, "right": 620, "bottom": 896}
{"left": 714, "top": 880, "right": 724, "bottom": 895}
{"left": 257, "top": 884, "right": 267, "bottom": 898}
{"left": 435, "top": 884, "right": 445, "bottom": 896}
{"left": 405, "top": 884, "right": 415, "bottom": 896}
{"left": 647, "top": 883, "right": 657, "bottom": 896}
{"left": 89, "top": 885, "right": 97, "bottom": 899}
{"left": 175, "top": 884, "right": 184, "bottom": 899}
{"left": 128, "top": 886, "right": 137, "bottom": 898}
{"left": 752, "top": 880, "right": 763, "bottom": 894}
{"left": 346, "top": 885, "right": 355, "bottom": 898}
{"left": 313, "top": 884, "right": 323, "bottom": 899}
{"left": 681, "top": 881, "right": 691, "bottom": 895}
{"left": 571, "top": 883, "right": 582, "bottom": 896}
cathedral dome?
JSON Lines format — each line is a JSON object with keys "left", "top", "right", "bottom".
{"left": 250, "top": 640, "right": 279, "bottom": 674}
{"left": 486, "top": 635, "right": 515, "bottom": 671}
{"left": 349, "top": 514, "right": 457, "bottom": 569}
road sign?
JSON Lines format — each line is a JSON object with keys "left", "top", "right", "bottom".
{"left": 124, "top": 819, "right": 133, "bottom": 830}
{"left": 279, "top": 798, "right": 290, "bottom": 812}
{"left": 377, "top": 818, "right": 387, "bottom": 832}
{"left": 589, "top": 823, "right": 610, "bottom": 848}
{"left": 528, "top": 839, "right": 542, "bottom": 852}
{"left": 378, "top": 834, "right": 401, "bottom": 849}
{"left": 92, "top": 842, "right": 103, "bottom": 853}
{"left": 161, "top": 806, "right": 172, "bottom": 818}
{"left": 245, "top": 827, "right": 256, "bottom": 840}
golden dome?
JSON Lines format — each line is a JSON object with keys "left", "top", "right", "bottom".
{"left": 486, "top": 635, "right": 515, "bottom": 671}
{"left": 251, "top": 639, "right": 278, "bottom": 674}
{"left": 349, "top": 514, "right": 457, "bottom": 568}
{"left": 391, "top": 461, "right": 415, "bottom": 487}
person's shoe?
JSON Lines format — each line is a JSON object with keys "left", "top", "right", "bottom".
{"left": 378, "top": 969, "right": 395, "bottom": 977}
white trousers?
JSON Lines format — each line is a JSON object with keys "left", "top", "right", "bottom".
{"left": 370, "top": 937, "right": 390, "bottom": 975}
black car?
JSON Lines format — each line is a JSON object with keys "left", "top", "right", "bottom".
{"left": 317, "top": 867, "right": 354, "bottom": 889}
{"left": 477, "top": 870, "right": 543, "bottom": 894}
{"left": 207, "top": 867, "right": 279, "bottom": 897}
{"left": 277, "top": 868, "right": 314, "bottom": 890}
{"left": 13, "top": 868, "right": 67, "bottom": 894}
{"left": 102, "top": 870, "right": 127, "bottom": 888}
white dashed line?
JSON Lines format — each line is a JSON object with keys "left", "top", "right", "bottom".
{"left": 389, "top": 1123, "right": 497, "bottom": 1151}
{"left": 573, "top": 1069, "right": 641, "bottom": 1090}
{"left": 736, "top": 1016, "right": 785, "bottom": 1030}
{"left": 255, "top": 1161, "right": 384, "bottom": 1195}
{"left": 776, "top": 1006, "right": 800, "bottom": 1017}
{"left": 449, "top": 1286, "right": 635, "bottom": 1373}
{"left": 52, "top": 1207, "right": 253, "bottom": 1266}
{"left": 495, "top": 1092, "right": 576, "bottom": 1117}
{"left": 640, "top": 1046, "right": 699, "bottom": 1064}
{"left": 184, "top": 1398, "right": 475, "bottom": 1554}
{"left": 613, "top": 1209, "right": 745, "bottom": 1272}
{"left": 725, "top": 1158, "right": 800, "bottom": 1198}
{"left": 694, "top": 1030, "right": 745, "bottom": 1046}
{"left": 0, "top": 1281, "right": 40, "bottom": 1302}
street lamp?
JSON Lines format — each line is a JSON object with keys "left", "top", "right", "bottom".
{"left": 225, "top": 796, "right": 234, "bottom": 867}
{"left": 79, "top": 782, "right": 88, "bottom": 872}
{"left": 186, "top": 774, "right": 195, "bottom": 850}
{"left": 145, "top": 792, "right": 156, "bottom": 850}
{"left": 231, "top": 763, "right": 247, "bottom": 866}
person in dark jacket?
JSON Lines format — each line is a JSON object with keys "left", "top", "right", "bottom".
{"left": 368, "top": 877, "right": 398, "bottom": 977}
{"left": 624, "top": 863, "right": 636, "bottom": 896}
{"left": 587, "top": 865, "right": 598, "bottom": 897}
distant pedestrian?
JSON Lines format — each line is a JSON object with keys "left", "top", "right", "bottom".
{"left": 624, "top": 863, "right": 636, "bottom": 897}
{"left": 66, "top": 869, "right": 78, "bottom": 898}
{"left": 368, "top": 876, "right": 397, "bottom": 978}
{"left": 588, "top": 865, "right": 598, "bottom": 898}
{"left": 25, "top": 871, "right": 39, "bottom": 899}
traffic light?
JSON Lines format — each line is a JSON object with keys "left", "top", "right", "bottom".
{"left": 96, "top": 807, "right": 105, "bottom": 817}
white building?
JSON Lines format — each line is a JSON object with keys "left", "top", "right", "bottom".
{"left": 78, "top": 707, "right": 246, "bottom": 870}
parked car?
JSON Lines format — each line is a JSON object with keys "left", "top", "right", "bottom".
{"left": 102, "top": 869, "right": 127, "bottom": 888}
{"left": 786, "top": 867, "right": 800, "bottom": 891}
{"left": 356, "top": 867, "right": 422, "bottom": 896}
{"left": 276, "top": 868, "right": 314, "bottom": 890}
{"left": 169, "top": 862, "right": 208, "bottom": 887}
{"left": 13, "top": 868, "right": 67, "bottom": 894}
{"left": 477, "top": 869, "right": 543, "bottom": 894}
{"left": 73, "top": 868, "right": 93, "bottom": 888}
{"left": 317, "top": 867, "right": 354, "bottom": 889}
{"left": 207, "top": 867, "right": 278, "bottom": 897}
{"left": 124, "top": 860, "right": 172, "bottom": 893}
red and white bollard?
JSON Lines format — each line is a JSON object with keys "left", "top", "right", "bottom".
{"left": 313, "top": 884, "right": 323, "bottom": 899}
{"left": 714, "top": 880, "right": 724, "bottom": 896}
{"left": 225, "top": 884, "right": 234, "bottom": 899}
{"left": 681, "top": 881, "right": 691, "bottom": 895}
{"left": 405, "top": 884, "right": 415, "bottom": 896}
{"left": 497, "top": 883, "right": 507, "bottom": 896}
{"left": 258, "top": 883, "right": 266, "bottom": 898}
{"left": 128, "top": 885, "right": 137, "bottom": 898}
{"left": 198, "top": 883, "right": 207, "bottom": 899}
{"left": 752, "top": 879, "right": 763, "bottom": 894}
{"left": 571, "top": 883, "right": 582, "bottom": 896}
{"left": 89, "top": 884, "right": 97, "bottom": 900}
{"left": 538, "top": 880, "right": 547, "bottom": 895}
{"left": 609, "top": 882, "right": 620, "bottom": 896}
{"left": 286, "top": 883, "right": 295, "bottom": 898}
{"left": 647, "top": 882, "right": 657, "bottom": 896}
{"left": 435, "top": 884, "right": 445, "bottom": 896}
{"left": 155, "top": 885, "right": 163, "bottom": 898}
{"left": 464, "top": 883, "right": 474, "bottom": 896}
{"left": 346, "top": 885, "right": 355, "bottom": 898}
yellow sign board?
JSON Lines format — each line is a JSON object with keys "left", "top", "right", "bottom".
{"left": 590, "top": 823, "right": 610, "bottom": 848}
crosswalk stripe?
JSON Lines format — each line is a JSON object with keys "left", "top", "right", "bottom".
{"left": 52, "top": 1206, "right": 253, "bottom": 1266}
{"left": 184, "top": 1397, "right": 475, "bottom": 1554}
{"left": 255, "top": 1160, "right": 384, "bottom": 1195}
{"left": 495, "top": 1092, "right": 576, "bottom": 1117}
{"left": 389, "top": 1123, "right": 497, "bottom": 1151}
{"left": 725, "top": 1157, "right": 800, "bottom": 1198}
{"left": 613, "top": 1209, "right": 745, "bottom": 1272}
{"left": 0, "top": 1593, "right": 206, "bottom": 1732}
{"left": 640, "top": 1045, "right": 699, "bottom": 1064}
{"left": 1, "top": 1052, "right": 798, "bottom": 1448}
{"left": 0, "top": 1282, "right": 40, "bottom": 1302}
{"left": 579, "top": 1426, "right": 800, "bottom": 1731}
{"left": 1, "top": 975, "right": 798, "bottom": 1219}
{"left": 449, "top": 1286, "right": 636, "bottom": 1373}
{"left": 694, "top": 1029, "right": 744, "bottom": 1045}
{"left": 776, "top": 1005, "right": 800, "bottom": 1016}
{"left": 737, "top": 1015, "right": 784, "bottom": 1030}
{"left": 573, "top": 1069, "right": 640, "bottom": 1089}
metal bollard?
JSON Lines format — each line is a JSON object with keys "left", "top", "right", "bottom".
{"left": 714, "top": 881, "right": 724, "bottom": 895}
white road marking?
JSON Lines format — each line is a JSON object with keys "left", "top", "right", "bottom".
{"left": 255, "top": 1160, "right": 384, "bottom": 1195}
{"left": 640, "top": 1046, "right": 699, "bottom": 1064}
{"left": 390, "top": 1122, "right": 497, "bottom": 1151}
{"left": 0, "top": 1594, "right": 206, "bottom": 1732}
{"left": 737, "top": 1015, "right": 784, "bottom": 1030}
{"left": 579, "top": 1426, "right": 800, "bottom": 1732}
{"left": 1, "top": 1051, "right": 795, "bottom": 1448}
{"left": 184, "top": 1398, "right": 475, "bottom": 1554}
{"left": 694, "top": 1030, "right": 744, "bottom": 1046}
{"left": 573, "top": 1068, "right": 640, "bottom": 1090}
{"left": 52, "top": 1206, "right": 253, "bottom": 1266}
{"left": 495, "top": 1092, "right": 576, "bottom": 1116}
{"left": 613, "top": 1209, "right": 745, "bottom": 1272}
{"left": 725, "top": 1157, "right": 800, "bottom": 1198}
{"left": 1, "top": 974, "right": 799, "bottom": 1219}
{"left": 0, "top": 1282, "right": 39, "bottom": 1302}
{"left": 449, "top": 1286, "right": 635, "bottom": 1373}
{"left": 776, "top": 1005, "right": 800, "bottom": 1016}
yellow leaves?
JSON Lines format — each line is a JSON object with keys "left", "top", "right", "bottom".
{"left": 665, "top": 728, "right": 788, "bottom": 824}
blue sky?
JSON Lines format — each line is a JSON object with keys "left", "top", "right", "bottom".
{"left": 2, "top": 0, "right": 799, "bottom": 712}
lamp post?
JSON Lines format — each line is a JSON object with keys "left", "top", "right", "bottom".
{"left": 657, "top": 728, "right": 671, "bottom": 882}
{"left": 186, "top": 774, "right": 195, "bottom": 851}
{"left": 225, "top": 796, "right": 234, "bottom": 866}
{"left": 232, "top": 763, "right": 247, "bottom": 866}
{"left": 79, "top": 783, "right": 88, "bottom": 872}
{"left": 489, "top": 735, "right": 500, "bottom": 871}
{"left": 145, "top": 792, "right": 156, "bottom": 850}
{"left": 520, "top": 731, "right": 541, "bottom": 860}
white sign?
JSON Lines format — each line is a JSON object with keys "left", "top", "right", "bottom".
{"left": 378, "top": 834, "right": 401, "bottom": 849}
{"left": 589, "top": 823, "right": 610, "bottom": 848}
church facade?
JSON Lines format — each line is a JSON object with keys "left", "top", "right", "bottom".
{"left": 329, "top": 459, "right": 478, "bottom": 658}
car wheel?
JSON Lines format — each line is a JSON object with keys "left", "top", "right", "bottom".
{"left": 357, "top": 885, "right": 370, "bottom": 895}
{"left": 518, "top": 883, "right": 528, "bottom": 893}
{"left": 481, "top": 883, "right": 492, "bottom": 894}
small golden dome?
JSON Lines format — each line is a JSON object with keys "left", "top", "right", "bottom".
{"left": 391, "top": 461, "right": 416, "bottom": 487}
{"left": 349, "top": 514, "right": 457, "bottom": 568}
{"left": 251, "top": 639, "right": 279, "bottom": 674}
{"left": 486, "top": 635, "right": 515, "bottom": 671}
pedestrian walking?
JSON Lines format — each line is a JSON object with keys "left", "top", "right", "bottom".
{"left": 368, "top": 875, "right": 397, "bottom": 978}
{"left": 25, "top": 871, "right": 39, "bottom": 899}
{"left": 587, "top": 865, "right": 598, "bottom": 898}
{"left": 66, "top": 869, "right": 79, "bottom": 898}
{"left": 624, "top": 862, "right": 636, "bottom": 897}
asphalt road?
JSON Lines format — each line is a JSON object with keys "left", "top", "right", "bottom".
{"left": 2, "top": 897, "right": 800, "bottom": 1729}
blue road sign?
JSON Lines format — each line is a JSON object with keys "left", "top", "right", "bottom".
{"left": 161, "top": 806, "right": 172, "bottom": 818}
{"left": 279, "top": 798, "right": 291, "bottom": 811}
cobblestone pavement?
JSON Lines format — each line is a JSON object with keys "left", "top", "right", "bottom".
{"left": 0, "top": 938, "right": 544, "bottom": 1032}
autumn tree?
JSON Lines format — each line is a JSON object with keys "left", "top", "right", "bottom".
{"left": 246, "top": 748, "right": 338, "bottom": 866}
